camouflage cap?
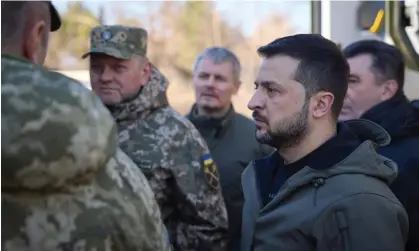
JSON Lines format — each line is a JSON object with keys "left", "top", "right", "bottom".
{"left": 48, "top": 1, "right": 61, "bottom": 31}
{"left": 82, "top": 25, "right": 148, "bottom": 59}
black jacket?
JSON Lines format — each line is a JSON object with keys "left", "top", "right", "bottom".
{"left": 187, "top": 105, "right": 273, "bottom": 251}
{"left": 362, "top": 94, "right": 419, "bottom": 251}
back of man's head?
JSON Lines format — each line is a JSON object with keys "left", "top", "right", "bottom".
{"left": 1, "top": 1, "right": 61, "bottom": 65}
{"left": 343, "top": 40, "right": 405, "bottom": 95}
{"left": 258, "top": 34, "right": 350, "bottom": 120}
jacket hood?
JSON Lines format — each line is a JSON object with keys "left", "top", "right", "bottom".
{"left": 362, "top": 94, "right": 419, "bottom": 140}
{"left": 1, "top": 54, "right": 117, "bottom": 191}
{"left": 106, "top": 65, "right": 169, "bottom": 125}
{"left": 288, "top": 119, "right": 396, "bottom": 186}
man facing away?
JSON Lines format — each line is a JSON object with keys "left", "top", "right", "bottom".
{"left": 241, "top": 34, "right": 409, "bottom": 251}
{"left": 84, "top": 25, "right": 229, "bottom": 251}
{"left": 340, "top": 39, "right": 419, "bottom": 251}
{"left": 187, "top": 47, "right": 273, "bottom": 251}
{"left": 1, "top": 2, "right": 170, "bottom": 251}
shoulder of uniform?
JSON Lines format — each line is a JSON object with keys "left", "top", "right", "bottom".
{"left": 155, "top": 107, "right": 200, "bottom": 135}
{"left": 150, "top": 107, "right": 207, "bottom": 149}
{"left": 2, "top": 58, "right": 87, "bottom": 93}
{"left": 2, "top": 59, "right": 117, "bottom": 191}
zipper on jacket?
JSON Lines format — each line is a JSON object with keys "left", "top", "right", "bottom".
{"left": 250, "top": 160, "right": 262, "bottom": 251}
{"left": 312, "top": 178, "right": 325, "bottom": 207}
{"left": 253, "top": 160, "right": 264, "bottom": 209}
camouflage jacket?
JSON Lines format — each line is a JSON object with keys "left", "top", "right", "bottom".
{"left": 107, "top": 66, "right": 229, "bottom": 251}
{"left": 1, "top": 54, "right": 171, "bottom": 251}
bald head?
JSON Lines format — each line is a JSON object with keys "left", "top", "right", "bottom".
{"left": 1, "top": 1, "right": 51, "bottom": 64}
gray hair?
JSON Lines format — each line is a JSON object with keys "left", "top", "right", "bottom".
{"left": 193, "top": 47, "right": 241, "bottom": 82}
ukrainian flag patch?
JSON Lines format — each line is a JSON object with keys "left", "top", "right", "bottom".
{"left": 202, "top": 154, "right": 220, "bottom": 190}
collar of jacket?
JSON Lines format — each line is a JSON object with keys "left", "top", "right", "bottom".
{"left": 361, "top": 93, "right": 419, "bottom": 140}
{"left": 250, "top": 119, "right": 395, "bottom": 213}
{"left": 106, "top": 65, "right": 169, "bottom": 126}
{"left": 187, "top": 103, "right": 235, "bottom": 138}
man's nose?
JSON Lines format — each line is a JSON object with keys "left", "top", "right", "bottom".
{"left": 204, "top": 75, "right": 216, "bottom": 87}
{"left": 248, "top": 90, "right": 264, "bottom": 111}
{"left": 99, "top": 66, "right": 113, "bottom": 83}
{"left": 343, "top": 89, "right": 352, "bottom": 102}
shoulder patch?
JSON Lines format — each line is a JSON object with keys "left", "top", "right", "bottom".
{"left": 202, "top": 154, "right": 220, "bottom": 190}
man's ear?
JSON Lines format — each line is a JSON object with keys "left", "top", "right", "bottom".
{"left": 139, "top": 61, "right": 153, "bottom": 86}
{"left": 311, "top": 91, "right": 335, "bottom": 119}
{"left": 380, "top": 79, "right": 399, "bottom": 101}
{"left": 23, "top": 20, "right": 47, "bottom": 64}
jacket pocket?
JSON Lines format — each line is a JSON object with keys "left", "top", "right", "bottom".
{"left": 324, "top": 210, "right": 351, "bottom": 251}
{"left": 335, "top": 210, "right": 350, "bottom": 251}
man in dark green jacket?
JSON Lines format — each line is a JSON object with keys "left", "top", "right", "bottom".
{"left": 187, "top": 47, "right": 273, "bottom": 251}
{"left": 242, "top": 34, "right": 408, "bottom": 251}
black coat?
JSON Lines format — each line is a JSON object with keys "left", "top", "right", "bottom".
{"left": 362, "top": 94, "right": 419, "bottom": 251}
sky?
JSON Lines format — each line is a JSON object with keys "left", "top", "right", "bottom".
{"left": 51, "top": 0, "right": 312, "bottom": 36}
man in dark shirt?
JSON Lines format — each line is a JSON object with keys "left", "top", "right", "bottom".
{"left": 241, "top": 34, "right": 408, "bottom": 251}
{"left": 187, "top": 47, "right": 273, "bottom": 251}
{"left": 341, "top": 40, "right": 419, "bottom": 251}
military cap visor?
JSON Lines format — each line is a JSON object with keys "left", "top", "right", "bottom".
{"left": 49, "top": 2, "right": 61, "bottom": 31}
{"left": 81, "top": 48, "right": 132, "bottom": 60}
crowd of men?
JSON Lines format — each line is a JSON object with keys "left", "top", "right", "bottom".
{"left": 2, "top": 1, "right": 418, "bottom": 251}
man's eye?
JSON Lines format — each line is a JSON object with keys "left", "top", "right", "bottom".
{"left": 267, "top": 86, "right": 279, "bottom": 93}
{"left": 115, "top": 65, "right": 126, "bottom": 72}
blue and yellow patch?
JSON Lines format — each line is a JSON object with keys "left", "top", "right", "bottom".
{"left": 202, "top": 154, "right": 220, "bottom": 190}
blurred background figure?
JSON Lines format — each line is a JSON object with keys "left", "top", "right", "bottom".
{"left": 187, "top": 47, "right": 273, "bottom": 251}
{"left": 341, "top": 40, "right": 419, "bottom": 251}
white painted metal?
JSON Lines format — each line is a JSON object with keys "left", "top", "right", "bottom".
{"left": 320, "top": 0, "right": 419, "bottom": 99}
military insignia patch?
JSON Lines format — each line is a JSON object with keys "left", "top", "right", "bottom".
{"left": 102, "top": 30, "right": 112, "bottom": 41}
{"left": 202, "top": 154, "right": 220, "bottom": 190}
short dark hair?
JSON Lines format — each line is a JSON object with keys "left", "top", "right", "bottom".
{"left": 1, "top": 1, "right": 28, "bottom": 47}
{"left": 343, "top": 40, "right": 405, "bottom": 94}
{"left": 258, "top": 34, "right": 350, "bottom": 119}
{"left": 1, "top": 1, "right": 52, "bottom": 49}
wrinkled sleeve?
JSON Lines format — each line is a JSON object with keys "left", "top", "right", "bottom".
{"left": 168, "top": 131, "right": 229, "bottom": 251}
{"left": 112, "top": 149, "right": 172, "bottom": 251}
{"left": 313, "top": 193, "right": 409, "bottom": 251}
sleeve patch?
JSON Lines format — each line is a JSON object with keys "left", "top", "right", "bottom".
{"left": 202, "top": 154, "right": 220, "bottom": 190}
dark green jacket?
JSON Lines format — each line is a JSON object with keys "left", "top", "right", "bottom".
{"left": 241, "top": 119, "right": 409, "bottom": 251}
{"left": 187, "top": 105, "right": 273, "bottom": 251}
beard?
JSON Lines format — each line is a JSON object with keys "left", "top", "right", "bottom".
{"left": 254, "top": 101, "right": 309, "bottom": 150}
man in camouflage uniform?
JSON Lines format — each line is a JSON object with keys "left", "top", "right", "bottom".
{"left": 84, "top": 25, "right": 229, "bottom": 251}
{"left": 1, "top": 2, "right": 171, "bottom": 251}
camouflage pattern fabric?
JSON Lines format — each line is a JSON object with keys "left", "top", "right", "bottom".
{"left": 1, "top": 54, "right": 171, "bottom": 251}
{"left": 82, "top": 25, "right": 148, "bottom": 59}
{"left": 103, "top": 61, "right": 229, "bottom": 250}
